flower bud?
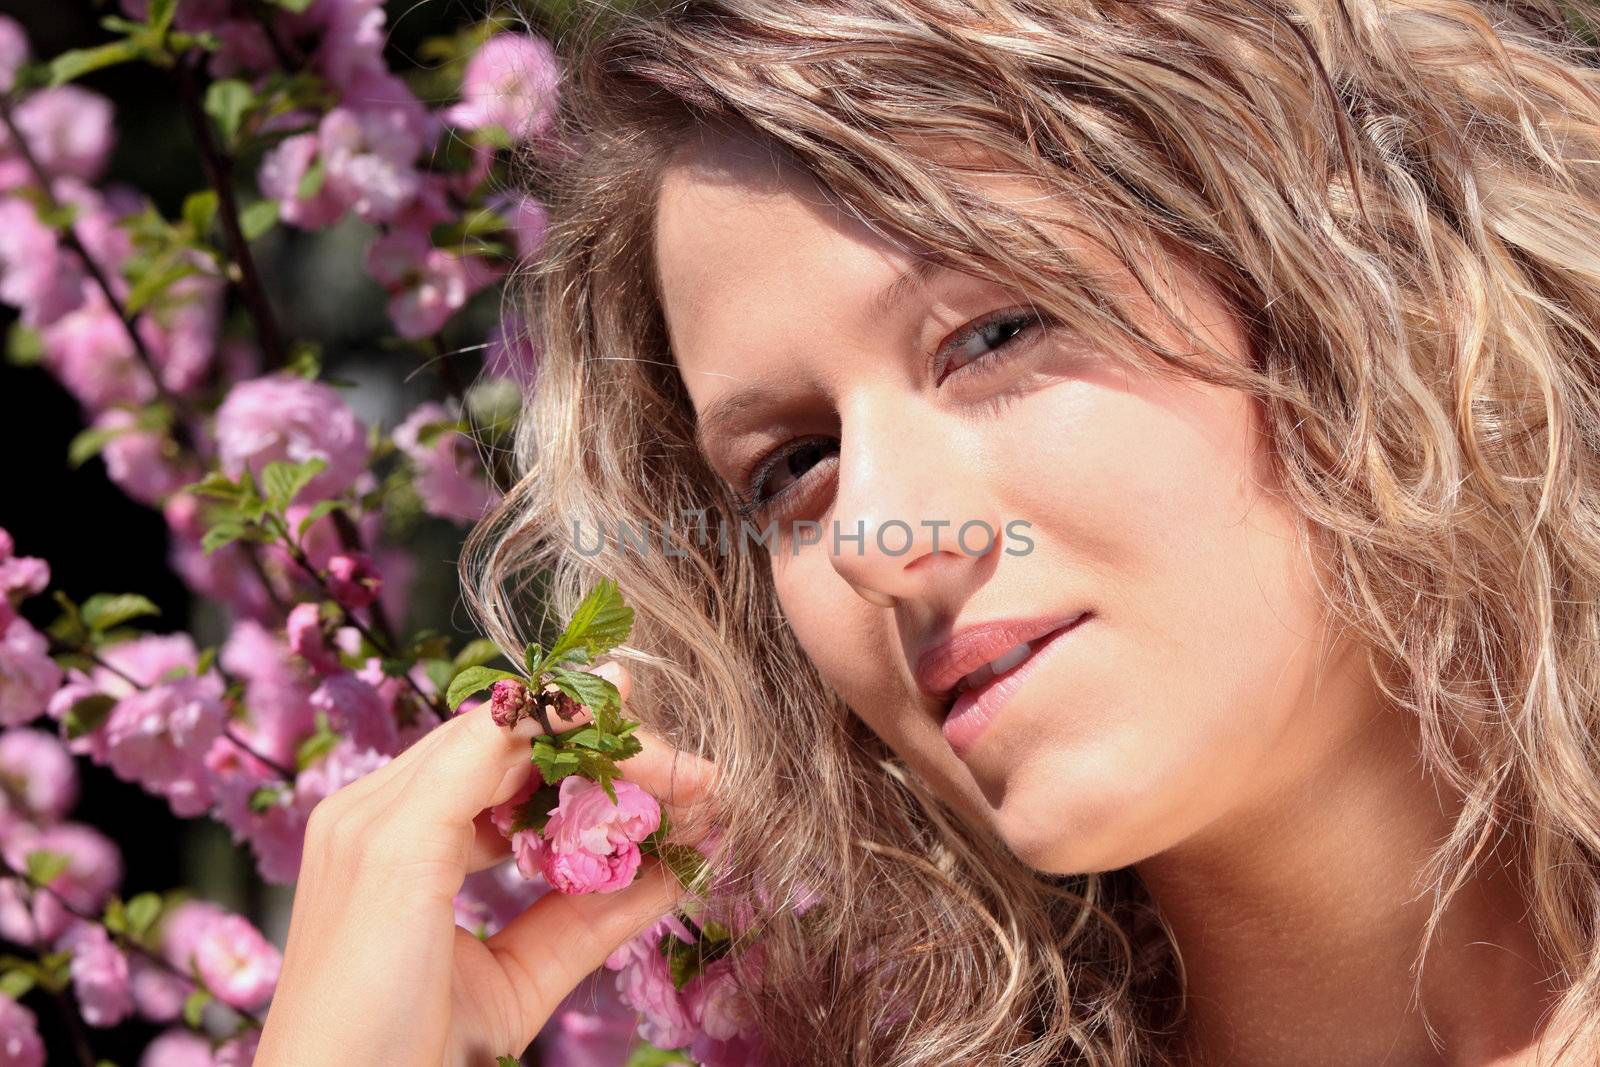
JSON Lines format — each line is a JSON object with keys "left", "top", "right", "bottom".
{"left": 325, "top": 552, "right": 381, "bottom": 611}
{"left": 489, "top": 678, "right": 531, "bottom": 728}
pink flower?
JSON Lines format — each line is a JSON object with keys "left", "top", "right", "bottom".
{"left": 443, "top": 33, "right": 562, "bottom": 144}
{"left": 507, "top": 195, "right": 550, "bottom": 263}
{"left": 0, "top": 993, "right": 44, "bottom": 1067}
{"left": 539, "top": 776, "right": 661, "bottom": 895}
{"left": 204, "top": 737, "right": 306, "bottom": 884}
{"left": 392, "top": 400, "right": 499, "bottom": 523}
{"left": 130, "top": 260, "right": 223, "bottom": 395}
{"left": 3, "top": 85, "right": 115, "bottom": 182}
{"left": 364, "top": 227, "right": 502, "bottom": 340}
{"left": 158, "top": 899, "right": 227, "bottom": 973}
{"left": 537, "top": 969, "right": 639, "bottom": 1067}
{"left": 129, "top": 953, "right": 193, "bottom": 1022}
{"left": 317, "top": 106, "right": 422, "bottom": 225}
{"left": 214, "top": 374, "right": 369, "bottom": 501}
{"left": 294, "top": 738, "right": 391, "bottom": 812}
{"left": 212, "top": 1027, "right": 260, "bottom": 1067}
{"left": 94, "top": 409, "right": 200, "bottom": 506}
{"left": 62, "top": 921, "right": 133, "bottom": 1027}
{"left": 194, "top": 912, "right": 281, "bottom": 1011}
{"left": 0, "top": 528, "right": 49, "bottom": 628}
{"left": 0, "top": 16, "right": 29, "bottom": 96}
{"left": 604, "top": 912, "right": 698, "bottom": 1049}
{"left": 0, "top": 727, "right": 78, "bottom": 821}
{"left": 0, "top": 617, "right": 61, "bottom": 727}
{"left": 219, "top": 620, "right": 317, "bottom": 766}
{"left": 104, "top": 676, "right": 226, "bottom": 818}
{"left": 454, "top": 858, "right": 548, "bottom": 940}
{"left": 257, "top": 132, "right": 346, "bottom": 230}
{"left": 0, "top": 822, "right": 121, "bottom": 943}
{"left": 483, "top": 310, "right": 540, "bottom": 389}
{"left": 488, "top": 772, "right": 549, "bottom": 882}
{"left": 38, "top": 290, "right": 146, "bottom": 410}
{"left": 683, "top": 955, "right": 751, "bottom": 1041}
{"left": 139, "top": 1028, "right": 213, "bottom": 1067}
{"left": 0, "top": 197, "right": 83, "bottom": 329}
{"left": 309, "top": 670, "right": 399, "bottom": 756}
{"left": 285, "top": 602, "right": 340, "bottom": 676}
{"left": 164, "top": 493, "right": 279, "bottom": 622}
{"left": 325, "top": 551, "right": 380, "bottom": 610}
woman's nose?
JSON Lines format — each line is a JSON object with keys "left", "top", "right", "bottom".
{"left": 824, "top": 390, "right": 1003, "bottom": 607}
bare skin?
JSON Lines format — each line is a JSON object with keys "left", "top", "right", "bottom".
{"left": 654, "top": 125, "right": 1574, "bottom": 1065}
{"left": 256, "top": 120, "right": 1577, "bottom": 1064}
{"left": 254, "top": 661, "right": 721, "bottom": 1067}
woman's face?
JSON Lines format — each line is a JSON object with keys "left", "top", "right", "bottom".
{"left": 655, "top": 131, "right": 1380, "bottom": 875}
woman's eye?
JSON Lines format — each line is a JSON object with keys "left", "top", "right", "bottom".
{"left": 939, "top": 307, "right": 1051, "bottom": 382}
{"left": 737, "top": 436, "right": 838, "bottom": 519}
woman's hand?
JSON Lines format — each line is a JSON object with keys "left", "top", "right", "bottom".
{"left": 254, "top": 661, "right": 720, "bottom": 1067}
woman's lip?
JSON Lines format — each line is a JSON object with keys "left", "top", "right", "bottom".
{"left": 941, "top": 613, "right": 1092, "bottom": 757}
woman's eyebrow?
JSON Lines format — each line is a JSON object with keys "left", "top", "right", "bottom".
{"left": 692, "top": 256, "right": 952, "bottom": 463}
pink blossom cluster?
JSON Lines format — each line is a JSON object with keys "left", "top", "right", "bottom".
{"left": 0, "top": 709, "right": 275, "bottom": 1063}
{"left": 0, "top": 1, "right": 795, "bottom": 1061}
{"left": 488, "top": 772, "right": 663, "bottom": 895}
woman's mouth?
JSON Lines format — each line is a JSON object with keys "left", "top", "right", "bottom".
{"left": 941, "top": 612, "right": 1092, "bottom": 756}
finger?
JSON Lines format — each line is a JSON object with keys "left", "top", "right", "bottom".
{"left": 369, "top": 661, "right": 621, "bottom": 831}
{"left": 615, "top": 724, "right": 722, "bottom": 846}
{"left": 486, "top": 852, "right": 687, "bottom": 1045}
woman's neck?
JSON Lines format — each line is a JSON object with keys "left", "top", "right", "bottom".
{"left": 1134, "top": 700, "right": 1568, "bottom": 1066}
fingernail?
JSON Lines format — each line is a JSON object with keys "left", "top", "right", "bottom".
{"left": 591, "top": 660, "right": 623, "bottom": 682}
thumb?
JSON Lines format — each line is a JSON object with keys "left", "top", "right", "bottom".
{"left": 485, "top": 853, "right": 688, "bottom": 1045}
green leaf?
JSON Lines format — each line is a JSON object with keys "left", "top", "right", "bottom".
{"left": 5, "top": 322, "right": 43, "bottom": 367}
{"left": 497, "top": 1057, "right": 520, "bottom": 1067}
{"left": 182, "top": 189, "right": 219, "bottom": 239}
{"left": 659, "top": 842, "right": 713, "bottom": 897}
{"left": 67, "top": 423, "right": 133, "bottom": 468}
{"left": 623, "top": 1042, "right": 695, "bottom": 1066}
{"left": 25, "top": 850, "right": 71, "bottom": 887}
{"left": 195, "top": 646, "right": 217, "bottom": 677}
{"left": 529, "top": 738, "right": 583, "bottom": 784}
{"left": 249, "top": 784, "right": 287, "bottom": 813}
{"left": 125, "top": 255, "right": 204, "bottom": 315}
{"left": 185, "top": 470, "right": 246, "bottom": 503}
{"left": 296, "top": 154, "right": 327, "bottom": 199}
{"left": 446, "top": 666, "right": 523, "bottom": 712}
{"left": 453, "top": 638, "right": 507, "bottom": 672}
{"left": 201, "top": 523, "right": 248, "bottom": 555}
{"left": 182, "top": 987, "right": 211, "bottom": 1028}
{"left": 295, "top": 711, "right": 339, "bottom": 771}
{"left": 146, "top": 0, "right": 177, "bottom": 37}
{"left": 544, "top": 666, "right": 621, "bottom": 720}
{"left": 204, "top": 79, "right": 253, "bottom": 145}
{"left": 240, "top": 198, "right": 279, "bottom": 241}
{"left": 48, "top": 39, "right": 145, "bottom": 86}
{"left": 102, "top": 896, "right": 128, "bottom": 935}
{"left": 64, "top": 693, "right": 116, "bottom": 740}
{"left": 421, "top": 658, "right": 454, "bottom": 694}
{"left": 0, "top": 969, "right": 35, "bottom": 1000}
{"left": 125, "top": 892, "right": 162, "bottom": 940}
{"left": 261, "top": 457, "right": 328, "bottom": 513}
{"left": 295, "top": 498, "right": 345, "bottom": 538}
{"left": 542, "top": 578, "right": 633, "bottom": 669}
{"left": 81, "top": 593, "right": 160, "bottom": 633}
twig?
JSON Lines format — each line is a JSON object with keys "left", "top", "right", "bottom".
{"left": 272, "top": 522, "right": 448, "bottom": 722}
{"left": 0, "top": 95, "right": 199, "bottom": 448}
{"left": 53, "top": 647, "right": 296, "bottom": 783}
{"left": 0, "top": 854, "right": 264, "bottom": 1028}
{"left": 170, "top": 55, "right": 287, "bottom": 369}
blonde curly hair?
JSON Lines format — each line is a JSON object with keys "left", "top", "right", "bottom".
{"left": 464, "top": 1, "right": 1600, "bottom": 1062}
